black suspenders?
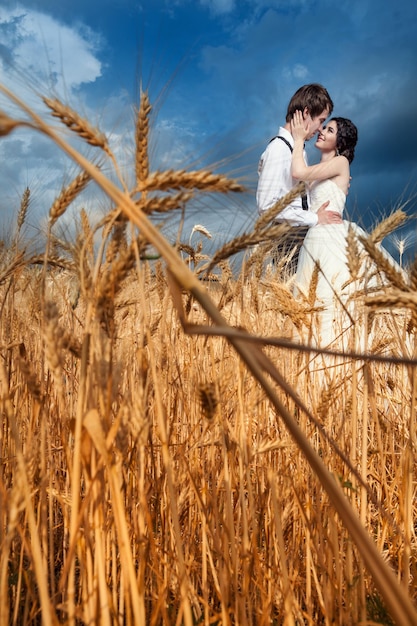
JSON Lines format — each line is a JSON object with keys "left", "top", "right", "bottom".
{"left": 270, "top": 135, "right": 308, "bottom": 210}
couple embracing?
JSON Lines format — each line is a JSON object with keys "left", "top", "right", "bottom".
{"left": 256, "top": 83, "right": 400, "bottom": 348}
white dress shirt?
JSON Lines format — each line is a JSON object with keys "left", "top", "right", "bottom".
{"left": 256, "top": 127, "right": 318, "bottom": 227}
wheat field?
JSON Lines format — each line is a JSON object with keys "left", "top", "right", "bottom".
{"left": 1, "top": 85, "right": 417, "bottom": 625}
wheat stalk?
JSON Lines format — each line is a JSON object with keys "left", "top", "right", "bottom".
{"left": 17, "top": 351, "right": 42, "bottom": 401}
{"left": 3, "top": 83, "right": 417, "bottom": 625}
{"left": 43, "top": 300, "right": 66, "bottom": 396}
{"left": 0, "top": 361, "right": 57, "bottom": 626}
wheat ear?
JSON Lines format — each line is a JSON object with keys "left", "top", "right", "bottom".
{"left": 135, "top": 91, "right": 152, "bottom": 185}
{"left": 359, "top": 236, "right": 409, "bottom": 291}
{"left": 254, "top": 182, "right": 306, "bottom": 233}
{"left": 368, "top": 208, "right": 408, "bottom": 244}
{"left": 270, "top": 282, "right": 309, "bottom": 329}
{"left": 365, "top": 290, "right": 417, "bottom": 309}
{"left": 96, "top": 241, "right": 137, "bottom": 329}
{"left": 345, "top": 223, "right": 362, "bottom": 282}
{"left": 135, "top": 191, "right": 194, "bottom": 214}
{"left": 407, "top": 257, "right": 417, "bottom": 331}
{"left": 0, "top": 111, "right": 22, "bottom": 136}
{"left": 43, "top": 97, "right": 111, "bottom": 155}
{"left": 80, "top": 207, "right": 94, "bottom": 259}
{"left": 204, "top": 222, "right": 291, "bottom": 273}
{"left": 17, "top": 186, "right": 30, "bottom": 232}
{"left": 136, "top": 169, "right": 245, "bottom": 193}
{"left": 49, "top": 171, "right": 91, "bottom": 224}
{"left": 307, "top": 262, "right": 320, "bottom": 308}
{"left": 105, "top": 221, "right": 128, "bottom": 264}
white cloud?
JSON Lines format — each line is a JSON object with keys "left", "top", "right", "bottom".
{"left": 283, "top": 64, "right": 309, "bottom": 80}
{"left": 199, "top": 0, "right": 236, "bottom": 16}
{"left": 0, "top": 6, "right": 110, "bottom": 237}
{"left": 0, "top": 6, "right": 103, "bottom": 97}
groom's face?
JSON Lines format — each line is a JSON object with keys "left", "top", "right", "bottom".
{"left": 304, "top": 108, "right": 330, "bottom": 140}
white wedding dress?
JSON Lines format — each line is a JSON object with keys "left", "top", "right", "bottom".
{"left": 294, "top": 179, "right": 405, "bottom": 349}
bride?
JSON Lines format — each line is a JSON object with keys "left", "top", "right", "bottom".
{"left": 290, "top": 111, "right": 404, "bottom": 350}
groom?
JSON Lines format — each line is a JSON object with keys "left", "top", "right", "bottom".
{"left": 256, "top": 84, "right": 342, "bottom": 267}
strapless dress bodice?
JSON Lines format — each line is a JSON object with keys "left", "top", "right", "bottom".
{"left": 309, "top": 179, "right": 346, "bottom": 216}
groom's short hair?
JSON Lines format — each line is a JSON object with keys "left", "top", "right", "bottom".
{"left": 285, "top": 84, "right": 333, "bottom": 122}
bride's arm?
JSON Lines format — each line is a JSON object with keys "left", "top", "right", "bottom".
{"left": 292, "top": 149, "right": 347, "bottom": 181}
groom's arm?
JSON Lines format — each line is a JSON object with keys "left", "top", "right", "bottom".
{"left": 316, "top": 203, "right": 342, "bottom": 224}
{"left": 257, "top": 140, "right": 319, "bottom": 227}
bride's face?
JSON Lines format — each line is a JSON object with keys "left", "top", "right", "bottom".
{"left": 315, "top": 120, "right": 338, "bottom": 153}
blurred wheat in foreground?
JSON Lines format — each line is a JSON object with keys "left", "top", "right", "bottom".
{"left": 1, "top": 84, "right": 417, "bottom": 626}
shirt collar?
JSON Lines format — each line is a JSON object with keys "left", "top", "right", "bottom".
{"left": 278, "top": 126, "right": 294, "bottom": 147}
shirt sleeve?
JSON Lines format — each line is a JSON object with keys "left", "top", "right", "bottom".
{"left": 256, "top": 137, "right": 318, "bottom": 228}
{"left": 278, "top": 204, "right": 319, "bottom": 227}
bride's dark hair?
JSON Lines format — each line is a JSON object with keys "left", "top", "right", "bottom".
{"left": 332, "top": 117, "right": 358, "bottom": 163}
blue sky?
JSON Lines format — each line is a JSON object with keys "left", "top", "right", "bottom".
{"left": 1, "top": 0, "right": 417, "bottom": 261}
